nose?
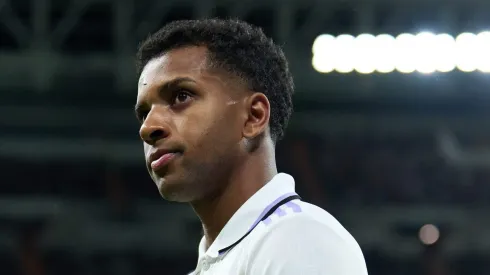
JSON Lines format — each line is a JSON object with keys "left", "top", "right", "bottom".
{"left": 139, "top": 110, "right": 170, "bottom": 145}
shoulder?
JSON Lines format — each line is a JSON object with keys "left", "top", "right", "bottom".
{"left": 257, "top": 200, "right": 361, "bottom": 248}
{"left": 244, "top": 201, "right": 368, "bottom": 275}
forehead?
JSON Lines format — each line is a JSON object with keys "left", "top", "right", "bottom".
{"left": 138, "top": 46, "right": 210, "bottom": 87}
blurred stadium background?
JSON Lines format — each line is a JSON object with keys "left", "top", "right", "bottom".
{"left": 1, "top": 0, "right": 490, "bottom": 274}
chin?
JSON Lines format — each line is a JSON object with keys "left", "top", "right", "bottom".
{"left": 155, "top": 174, "right": 199, "bottom": 202}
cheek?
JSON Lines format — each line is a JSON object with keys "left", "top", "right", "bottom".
{"left": 181, "top": 114, "right": 222, "bottom": 147}
{"left": 178, "top": 108, "right": 238, "bottom": 152}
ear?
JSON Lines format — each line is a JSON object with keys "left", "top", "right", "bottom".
{"left": 242, "top": 93, "right": 270, "bottom": 139}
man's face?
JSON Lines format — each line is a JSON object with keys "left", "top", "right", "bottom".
{"left": 136, "top": 46, "right": 246, "bottom": 202}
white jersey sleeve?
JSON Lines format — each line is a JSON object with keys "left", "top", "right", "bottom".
{"left": 245, "top": 216, "right": 368, "bottom": 275}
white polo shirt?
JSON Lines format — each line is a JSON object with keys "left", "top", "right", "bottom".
{"left": 189, "top": 173, "right": 368, "bottom": 275}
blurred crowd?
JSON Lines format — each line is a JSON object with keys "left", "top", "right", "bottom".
{"left": 279, "top": 134, "right": 490, "bottom": 207}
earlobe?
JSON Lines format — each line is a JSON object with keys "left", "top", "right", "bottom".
{"left": 242, "top": 93, "right": 270, "bottom": 139}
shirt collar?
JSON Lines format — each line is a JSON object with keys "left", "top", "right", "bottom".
{"left": 197, "top": 173, "right": 297, "bottom": 259}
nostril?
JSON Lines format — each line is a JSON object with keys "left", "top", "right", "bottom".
{"left": 149, "top": 129, "right": 166, "bottom": 140}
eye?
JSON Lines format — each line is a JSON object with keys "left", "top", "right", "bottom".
{"left": 173, "top": 90, "right": 193, "bottom": 105}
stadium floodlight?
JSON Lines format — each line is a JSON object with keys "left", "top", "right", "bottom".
{"left": 414, "top": 32, "right": 438, "bottom": 74}
{"left": 476, "top": 31, "right": 490, "bottom": 73}
{"left": 312, "top": 31, "right": 490, "bottom": 74}
{"left": 434, "top": 33, "right": 456, "bottom": 73}
{"left": 394, "top": 33, "right": 417, "bottom": 74}
{"left": 312, "top": 54, "right": 335, "bottom": 73}
{"left": 353, "top": 33, "right": 377, "bottom": 74}
{"left": 334, "top": 34, "right": 356, "bottom": 73}
{"left": 312, "top": 34, "right": 335, "bottom": 55}
{"left": 455, "top": 32, "right": 478, "bottom": 72}
{"left": 374, "top": 34, "right": 396, "bottom": 73}
{"left": 311, "top": 34, "right": 336, "bottom": 73}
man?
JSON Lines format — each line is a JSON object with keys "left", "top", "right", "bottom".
{"left": 135, "top": 18, "right": 368, "bottom": 275}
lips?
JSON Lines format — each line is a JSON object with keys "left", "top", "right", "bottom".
{"left": 148, "top": 149, "right": 180, "bottom": 171}
{"left": 151, "top": 152, "right": 177, "bottom": 170}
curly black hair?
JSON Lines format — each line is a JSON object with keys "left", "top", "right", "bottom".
{"left": 136, "top": 18, "right": 294, "bottom": 143}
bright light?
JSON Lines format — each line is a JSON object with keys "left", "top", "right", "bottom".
{"left": 415, "top": 32, "right": 438, "bottom": 74}
{"left": 312, "top": 54, "right": 335, "bottom": 73}
{"left": 374, "top": 34, "right": 396, "bottom": 73}
{"left": 395, "top": 33, "right": 417, "bottom": 73}
{"left": 311, "top": 34, "right": 337, "bottom": 73}
{"left": 434, "top": 34, "right": 456, "bottom": 73}
{"left": 455, "top": 33, "right": 478, "bottom": 72}
{"left": 476, "top": 31, "right": 490, "bottom": 72}
{"left": 335, "top": 34, "right": 356, "bottom": 73}
{"left": 354, "top": 34, "right": 377, "bottom": 74}
{"left": 312, "top": 34, "right": 335, "bottom": 55}
{"left": 419, "top": 224, "right": 440, "bottom": 245}
{"left": 312, "top": 31, "right": 490, "bottom": 74}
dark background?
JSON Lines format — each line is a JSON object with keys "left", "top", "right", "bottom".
{"left": 1, "top": 0, "right": 490, "bottom": 274}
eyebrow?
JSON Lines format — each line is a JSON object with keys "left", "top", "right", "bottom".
{"left": 160, "top": 76, "right": 196, "bottom": 92}
{"left": 135, "top": 77, "right": 196, "bottom": 116}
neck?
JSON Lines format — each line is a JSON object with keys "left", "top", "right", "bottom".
{"left": 190, "top": 141, "right": 277, "bottom": 250}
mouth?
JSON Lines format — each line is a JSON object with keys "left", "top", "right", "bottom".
{"left": 148, "top": 149, "right": 181, "bottom": 171}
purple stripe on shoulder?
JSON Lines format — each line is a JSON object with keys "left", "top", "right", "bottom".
{"left": 274, "top": 207, "right": 286, "bottom": 217}
{"left": 263, "top": 217, "right": 272, "bottom": 225}
{"left": 285, "top": 201, "right": 302, "bottom": 213}
{"left": 248, "top": 192, "right": 297, "bottom": 231}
